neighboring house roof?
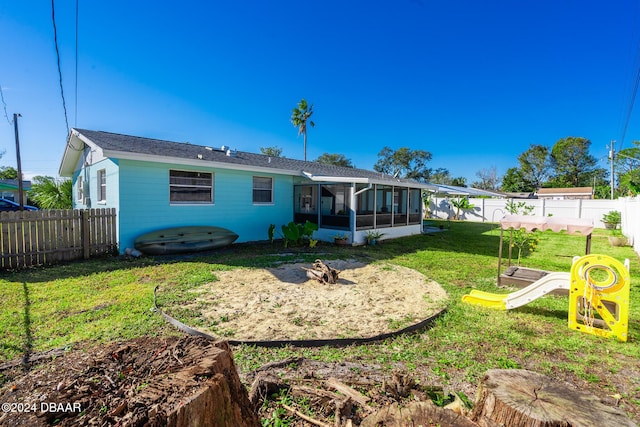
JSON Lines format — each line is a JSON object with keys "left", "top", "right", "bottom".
{"left": 536, "top": 187, "right": 593, "bottom": 198}
{"left": 0, "top": 179, "right": 32, "bottom": 191}
{"left": 502, "top": 192, "right": 536, "bottom": 199}
{"left": 59, "top": 129, "right": 434, "bottom": 189}
{"left": 426, "top": 183, "right": 504, "bottom": 197}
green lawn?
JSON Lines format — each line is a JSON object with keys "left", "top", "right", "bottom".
{"left": 1, "top": 221, "right": 639, "bottom": 420}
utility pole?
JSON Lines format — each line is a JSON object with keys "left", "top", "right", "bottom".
{"left": 13, "top": 113, "right": 23, "bottom": 209}
{"left": 608, "top": 140, "right": 616, "bottom": 200}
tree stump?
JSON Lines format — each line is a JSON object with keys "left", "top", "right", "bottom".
{"left": 303, "top": 259, "right": 341, "bottom": 284}
{"left": 470, "top": 369, "right": 637, "bottom": 427}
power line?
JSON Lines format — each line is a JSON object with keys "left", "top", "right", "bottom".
{"left": 51, "top": 0, "right": 70, "bottom": 132}
{"left": 618, "top": 1, "right": 640, "bottom": 153}
{"left": 618, "top": 64, "right": 640, "bottom": 152}
{"left": 0, "top": 83, "right": 12, "bottom": 125}
{"left": 74, "top": 0, "right": 78, "bottom": 127}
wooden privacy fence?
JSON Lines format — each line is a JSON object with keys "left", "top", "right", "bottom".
{"left": 0, "top": 208, "right": 117, "bottom": 269}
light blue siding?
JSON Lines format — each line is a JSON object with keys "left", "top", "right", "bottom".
{"left": 117, "top": 160, "right": 293, "bottom": 251}
{"left": 73, "top": 158, "right": 120, "bottom": 211}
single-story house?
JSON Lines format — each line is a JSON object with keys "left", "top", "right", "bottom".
{"left": 59, "top": 129, "right": 433, "bottom": 252}
{"left": 0, "top": 179, "right": 32, "bottom": 202}
{"left": 536, "top": 187, "right": 593, "bottom": 200}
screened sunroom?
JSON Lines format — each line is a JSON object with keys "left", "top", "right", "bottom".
{"left": 293, "top": 177, "right": 427, "bottom": 245}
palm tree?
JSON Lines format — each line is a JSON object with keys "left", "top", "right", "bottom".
{"left": 29, "top": 176, "right": 72, "bottom": 209}
{"left": 450, "top": 197, "right": 475, "bottom": 220}
{"left": 290, "top": 98, "right": 315, "bottom": 161}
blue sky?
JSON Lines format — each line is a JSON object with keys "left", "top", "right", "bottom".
{"left": 1, "top": 1, "right": 639, "bottom": 184}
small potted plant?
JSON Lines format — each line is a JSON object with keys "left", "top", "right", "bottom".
{"left": 602, "top": 211, "right": 627, "bottom": 246}
{"left": 602, "top": 211, "right": 621, "bottom": 230}
{"left": 608, "top": 227, "right": 628, "bottom": 247}
{"left": 365, "top": 230, "right": 385, "bottom": 246}
{"left": 333, "top": 233, "right": 348, "bottom": 246}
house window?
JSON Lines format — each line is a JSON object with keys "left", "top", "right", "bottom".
{"left": 97, "top": 169, "right": 106, "bottom": 202}
{"left": 170, "top": 170, "right": 213, "bottom": 204}
{"left": 77, "top": 177, "right": 84, "bottom": 204}
{"left": 253, "top": 176, "right": 273, "bottom": 204}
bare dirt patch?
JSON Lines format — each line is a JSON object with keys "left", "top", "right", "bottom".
{"left": 182, "top": 259, "right": 449, "bottom": 341}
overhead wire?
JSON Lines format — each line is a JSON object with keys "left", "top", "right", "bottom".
{"left": 618, "top": 0, "right": 640, "bottom": 153}
{"left": 618, "top": 65, "right": 640, "bottom": 152}
{"left": 74, "top": 0, "right": 78, "bottom": 127}
{"left": 0, "top": 83, "right": 12, "bottom": 125}
{"left": 51, "top": 0, "right": 70, "bottom": 132}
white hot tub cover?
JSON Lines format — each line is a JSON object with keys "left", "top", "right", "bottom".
{"left": 499, "top": 215, "right": 594, "bottom": 235}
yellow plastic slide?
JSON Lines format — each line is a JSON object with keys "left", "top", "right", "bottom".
{"left": 461, "top": 272, "right": 571, "bottom": 310}
{"left": 461, "top": 289, "right": 508, "bottom": 310}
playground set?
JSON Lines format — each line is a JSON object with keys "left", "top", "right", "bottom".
{"left": 462, "top": 215, "right": 631, "bottom": 342}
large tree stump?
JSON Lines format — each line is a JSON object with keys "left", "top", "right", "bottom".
{"left": 470, "top": 369, "right": 637, "bottom": 427}
{"left": 304, "top": 259, "right": 341, "bottom": 284}
{"left": 0, "top": 337, "right": 259, "bottom": 427}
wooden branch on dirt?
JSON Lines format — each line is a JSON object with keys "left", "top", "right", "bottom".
{"left": 335, "top": 397, "right": 354, "bottom": 427}
{"left": 252, "top": 356, "right": 303, "bottom": 373}
{"left": 470, "top": 369, "right": 637, "bottom": 427}
{"left": 361, "top": 401, "right": 479, "bottom": 427}
{"left": 303, "top": 259, "right": 341, "bottom": 284}
{"left": 383, "top": 371, "right": 416, "bottom": 399}
{"left": 282, "top": 403, "right": 333, "bottom": 427}
{"left": 326, "top": 377, "right": 374, "bottom": 413}
{"left": 292, "top": 384, "right": 343, "bottom": 401}
{"left": 248, "top": 371, "right": 289, "bottom": 409}
{"left": 0, "top": 347, "right": 67, "bottom": 371}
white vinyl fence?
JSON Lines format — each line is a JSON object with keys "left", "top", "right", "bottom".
{"left": 428, "top": 196, "right": 640, "bottom": 253}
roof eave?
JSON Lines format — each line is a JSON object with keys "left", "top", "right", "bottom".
{"left": 59, "top": 129, "right": 93, "bottom": 176}
{"left": 301, "top": 172, "right": 432, "bottom": 188}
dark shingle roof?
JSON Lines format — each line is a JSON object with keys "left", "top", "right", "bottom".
{"left": 75, "top": 129, "right": 426, "bottom": 186}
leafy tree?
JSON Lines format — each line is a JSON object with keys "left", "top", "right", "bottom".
{"left": 315, "top": 153, "right": 354, "bottom": 168}
{"left": 501, "top": 167, "right": 531, "bottom": 192}
{"left": 590, "top": 167, "right": 610, "bottom": 199}
{"left": 429, "top": 168, "right": 451, "bottom": 184}
{"left": 290, "top": 98, "right": 315, "bottom": 161}
{"left": 450, "top": 177, "right": 468, "bottom": 187}
{"left": 549, "top": 137, "right": 598, "bottom": 187}
{"left": 0, "top": 166, "right": 18, "bottom": 180}
{"left": 518, "top": 144, "right": 550, "bottom": 190}
{"left": 615, "top": 141, "right": 640, "bottom": 175}
{"left": 471, "top": 166, "right": 501, "bottom": 190}
{"left": 28, "top": 176, "right": 72, "bottom": 209}
{"left": 615, "top": 141, "right": 640, "bottom": 196}
{"left": 428, "top": 168, "right": 467, "bottom": 187}
{"left": 373, "top": 146, "right": 433, "bottom": 181}
{"left": 259, "top": 146, "right": 283, "bottom": 157}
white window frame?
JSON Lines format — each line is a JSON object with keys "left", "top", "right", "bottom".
{"left": 252, "top": 176, "right": 273, "bottom": 204}
{"left": 77, "top": 177, "right": 84, "bottom": 204}
{"left": 169, "top": 169, "right": 214, "bottom": 204}
{"left": 97, "top": 169, "right": 107, "bottom": 203}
